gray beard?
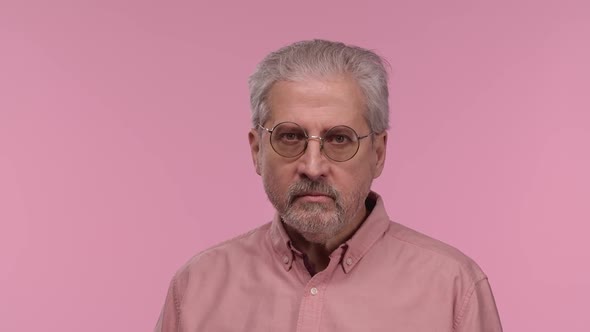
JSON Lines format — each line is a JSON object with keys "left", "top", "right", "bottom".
{"left": 264, "top": 178, "right": 361, "bottom": 244}
{"left": 282, "top": 199, "right": 347, "bottom": 243}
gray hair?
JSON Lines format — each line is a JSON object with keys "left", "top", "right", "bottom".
{"left": 248, "top": 39, "right": 390, "bottom": 133}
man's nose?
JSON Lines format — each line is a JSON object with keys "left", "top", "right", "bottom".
{"left": 297, "top": 137, "right": 328, "bottom": 180}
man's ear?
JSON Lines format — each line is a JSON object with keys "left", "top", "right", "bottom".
{"left": 248, "top": 129, "right": 262, "bottom": 175}
{"left": 373, "top": 132, "right": 387, "bottom": 179}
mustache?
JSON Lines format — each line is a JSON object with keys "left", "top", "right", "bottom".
{"left": 286, "top": 179, "right": 338, "bottom": 204}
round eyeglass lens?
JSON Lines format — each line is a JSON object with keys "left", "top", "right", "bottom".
{"left": 323, "top": 126, "right": 360, "bottom": 161}
{"left": 270, "top": 122, "right": 307, "bottom": 158}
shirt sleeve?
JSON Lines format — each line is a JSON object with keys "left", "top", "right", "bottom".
{"left": 455, "top": 278, "right": 503, "bottom": 332}
{"left": 154, "top": 277, "right": 181, "bottom": 332}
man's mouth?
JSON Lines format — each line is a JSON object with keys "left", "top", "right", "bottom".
{"left": 293, "top": 192, "right": 334, "bottom": 203}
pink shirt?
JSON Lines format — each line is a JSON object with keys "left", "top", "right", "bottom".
{"left": 155, "top": 192, "right": 502, "bottom": 331}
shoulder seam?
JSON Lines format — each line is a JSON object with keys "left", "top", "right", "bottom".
{"left": 453, "top": 277, "right": 488, "bottom": 331}
{"left": 172, "top": 275, "right": 181, "bottom": 329}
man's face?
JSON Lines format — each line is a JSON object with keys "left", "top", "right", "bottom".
{"left": 249, "top": 76, "right": 387, "bottom": 245}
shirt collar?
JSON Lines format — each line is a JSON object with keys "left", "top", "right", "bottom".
{"left": 268, "top": 191, "right": 391, "bottom": 273}
{"left": 269, "top": 209, "right": 296, "bottom": 271}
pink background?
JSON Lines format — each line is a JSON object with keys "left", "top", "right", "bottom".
{"left": 1, "top": 1, "right": 589, "bottom": 331}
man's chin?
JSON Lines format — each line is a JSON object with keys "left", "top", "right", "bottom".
{"left": 283, "top": 209, "right": 342, "bottom": 234}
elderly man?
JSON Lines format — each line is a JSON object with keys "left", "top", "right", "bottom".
{"left": 155, "top": 40, "right": 502, "bottom": 331}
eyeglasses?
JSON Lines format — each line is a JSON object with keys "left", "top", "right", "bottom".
{"left": 258, "top": 122, "right": 374, "bottom": 162}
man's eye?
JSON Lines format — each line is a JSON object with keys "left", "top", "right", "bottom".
{"left": 327, "top": 134, "right": 352, "bottom": 144}
{"left": 280, "top": 133, "right": 304, "bottom": 141}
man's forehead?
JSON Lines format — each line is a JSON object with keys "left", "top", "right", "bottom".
{"left": 266, "top": 83, "right": 366, "bottom": 127}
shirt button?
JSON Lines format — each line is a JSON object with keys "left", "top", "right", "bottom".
{"left": 346, "top": 257, "right": 353, "bottom": 266}
{"left": 282, "top": 256, "right": 289, "bottom": 264}
{"left": 310, "top": 287, "right": 318, "bottom": 296}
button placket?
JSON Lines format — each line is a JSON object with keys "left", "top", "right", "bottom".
{"left": 295, "top": 256, "right": 342, "bottom": 331}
